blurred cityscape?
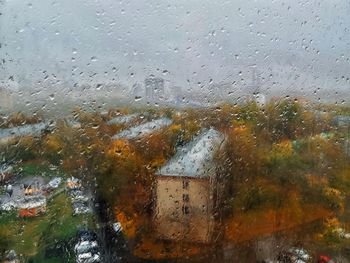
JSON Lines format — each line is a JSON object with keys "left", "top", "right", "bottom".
{"left": 0, "top": 94, "right": 349, "bottom": 262}
{"left": 1, "top": 68, "right": 349, "bottom": 117}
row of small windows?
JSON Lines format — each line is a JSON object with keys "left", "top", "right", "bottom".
{"left": 182, "top": 205, "right": 190, "bottom": 215}
{"left": 183, "top": 193, "right": 189, "bottom": 202}
{"left": 182, "top": 180, "right": 189, "bottom": 189}
{"left": 182, "top": 180, "right": 189, "bottom": 214}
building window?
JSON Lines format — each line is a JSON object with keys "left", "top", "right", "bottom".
{"left": 183, "top": 194, "right": 189, "bottom": 202}
{"left": 182, "top": 180, "right": 189, "bottom": 189}
{"left": 182, "top": 205, "right": 190, "bottom": 215}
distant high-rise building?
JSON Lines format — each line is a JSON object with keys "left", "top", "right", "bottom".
{"left": 0, "top": 85, "right": 14, "bottom": 111}
{"left": 246, "top": 68, "right": 260, "bottom": 95}
{"left": 132, "top": 82, "right": 144, "bottom": 100}
{"left": 145, "top": 76, "right": 165, "bottom": 102}
{"left": 247, "top": 68, "right": 266, "bottom": 105}
{"left": 254, "top": 93, "right": 266, "bottom": 106}
{"left": 170, "top": 86, "right": 182, "bottom": 106}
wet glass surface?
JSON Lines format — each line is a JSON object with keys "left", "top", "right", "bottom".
{"left": 0, "top": 0, "right": 350, "bottom": 262}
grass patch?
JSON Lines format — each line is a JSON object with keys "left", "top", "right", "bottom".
{"left": 15, "top": 162, "right": 66, "bottom": 179}
{"left": 28, "top": 256, "right": 67, "bottom": 263}
{"left": 0, "top": 191, "right": 95, "bottom": 261}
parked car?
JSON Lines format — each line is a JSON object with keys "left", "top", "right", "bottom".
{"left": 69, "top": 190, "right": 89, "bottom": 201}
{"left": 75, "top": 240, "right": 98, "bottom": 254}
{"left": 76, "top": 230, "right": 97, "bottom": 242}
{"left": 112, "top": 222, "right": 122, "bottom": 234}
{"left": 72, "top": 201, "right": 91, "bottom": 215}
{"left": 277, "top": 247, "right": 311, "bottom": 263}
{"left": 77, "top": 252, "right": 101, "bottom": 263}
{"left": 69, "top": 189, "right": 84, "bottom": 197}
{"left": 66, "top": 177, "right": 81, "bottom": 190}
{"left": 4, "top": 249, "right": 18, "bottom": 262}
{"left": 75, "top": 230, "right": 101, "bottom": 263}
{"left": 0, "top": 165, "right": 14, "bottom": 182}
{"left": 318, "top": 255, "right": 335, "bottom": 263}
{"left": 48, "top": 177, "right": 62, "bottom": 189}
{"left": 0, "top": 200, "right": 17, "bottom": 211}
{"left": 74, "top": 195, "right": 89, "bottom": 202}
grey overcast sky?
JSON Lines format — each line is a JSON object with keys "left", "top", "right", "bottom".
{"left": 0, "top": 0, "right": 350, "bottom": 97}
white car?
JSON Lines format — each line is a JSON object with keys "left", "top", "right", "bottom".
{"left": 77, "top": 252, "right": 101, "bottom": 263}
{"left": 0, "top": 201, "right": 17, "bottom": 211}
{"left": 75, "top": 240, "right": 98, "bottom": 254}
{"left": 112, "top": 222, "right": 122, "bottom": 233}
{"left": 70, "top": 190, "right": 89, "bottom": 202}
{"left": 288, "top": 248, "right": 311, "bottom": 262}
{"left": 48, "top": 177, "right": 62, "bottom": 188}
{"left": 73, "top": 201, "right": 91, "bottom": 215}
{"left": 48, "top": 165, "right": 58, "bottom": 171}
{"left": 73, "top": 195, "right": 89, "bottom": 202}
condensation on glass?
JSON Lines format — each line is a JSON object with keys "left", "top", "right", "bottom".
{"left": 0, "top": 0, "right": 349, "bottom": 262}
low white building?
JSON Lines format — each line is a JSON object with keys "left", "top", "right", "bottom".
{"left": 107, "top": 113, "right": 140, "bottom": 125}
{"left": 112, "top": 118, "right": 172, "bottom": 140}
{"left": 0, "top": 122, "right": 51, "bottom": 145}
{"left": 17, "top": 195, "right": 47, "bottom": 217}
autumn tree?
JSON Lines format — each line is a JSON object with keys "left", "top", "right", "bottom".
{"left": 0, "top": 112, "right": 42, "bottom": 128}
{"left": 96, "top": 139, "right": 153, "bottom": 216}
{"left": 217, "top": 122, "right": 263, "bottom": 213}
{"left": 260, "top": 99, "right": 303, "bottom": 142}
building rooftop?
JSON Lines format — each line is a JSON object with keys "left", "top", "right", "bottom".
{"left": 17, "top": 195, "right": 46, "bottom": 209}
{"left": 0, "top": 122, "right": 49, "bottom": 139}
{"left": 0, "top": 164, "right": 13, "bottom": 174}
{"left": 157, "top": 128, "right": 225, "bottom": 178}
{"left": 334, "top": 115, "right": 350, "bottom": 126}
{"left": 107, "top": 113, "right": 139, "bottom": 125}
{"left": 112, "top": 118, "right": 172, "bottom": 140}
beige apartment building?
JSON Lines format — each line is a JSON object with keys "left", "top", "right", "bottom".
{"left": 0, "top": 87, "right": 13, "bottom": 110}
{"left": 154, "top": 128, "right": 225, "bottom": 243}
